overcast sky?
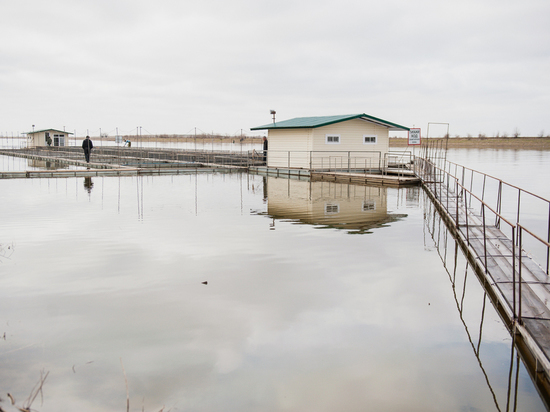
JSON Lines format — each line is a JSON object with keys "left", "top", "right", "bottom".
{"left": 1, "top": 0, "right": 549, "bottom": 137}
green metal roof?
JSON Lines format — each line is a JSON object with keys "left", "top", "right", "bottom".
{"left": 26, "top": 128, "right": 73, "bottom": 135}
{"left": 251, "top": 113, "right": 409, "bottom": 131}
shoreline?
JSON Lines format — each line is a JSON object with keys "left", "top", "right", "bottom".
{"left": 390, "top": 136, "right": 550, "bottom": 150}
{"left": 8, "top": 135, "right": 550, "bottom": 150}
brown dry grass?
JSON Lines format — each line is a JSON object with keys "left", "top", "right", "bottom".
{"left": 390, "top": 136, "right": 550, "bottom": 150}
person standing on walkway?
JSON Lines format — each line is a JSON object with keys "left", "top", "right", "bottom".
{"left": 82, "top": 135, "right": 93, "bottom": 163}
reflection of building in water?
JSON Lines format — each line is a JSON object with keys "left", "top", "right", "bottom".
{"left": 28, "top": 159, "right": 69, "bottom": 170}
{"left": 266, "top": 176, "right": 407, "bottom": 233}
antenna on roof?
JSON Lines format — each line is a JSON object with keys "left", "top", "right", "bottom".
{"left": 270, "top": 110, "right": 276, "bottom": 124}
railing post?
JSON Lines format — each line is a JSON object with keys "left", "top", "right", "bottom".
{"left": 519, "top": 226, "right": 523, "bottom": 324}
{"left": 456, "top": 179, "right": 459, "bottom": 226}
{"left": 517, "top": 189, "right": 521, "bottom": 229}
{"left": 512, "top": 226, "right": 516, "bottom": 320}
{"left": 465, "top": 186, "right": 470, "bottom": 246}
{"left": 496, "top": 180, "right": 503, "bottom": 229}
{"left": 446, "top": 167, "right": 449, "bottom": 212}
{"left": 482, "top": 203, "right": 488, "bottom": 272}
{"left": 481, "top": 174, "right": 487, "bottom": 216}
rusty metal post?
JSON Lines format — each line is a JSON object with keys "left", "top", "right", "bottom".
{"left": 456, "top": 179, "right": 459, "bottom": 226}
{"left": 517, "top": 189, "right": 522, "bottom": 231}
{"left": 519, "top": 226, "right": 523, "bottom": 324}
{"left": 512, "top": 225, "right": 516, "bottom": 320}
{"left": 482, "top": 202, "right": 488, "bottom": 272}
{"left": 465, "top": 186, "right": 470, "bottom": 246}
{"left": 496, "top": 180, "right": 503, "bottom": 229}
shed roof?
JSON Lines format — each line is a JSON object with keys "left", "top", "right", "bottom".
{"left": 26, "top": 129, "right": 73, "bottom": 135}
{"left": 251, "top": 113, "right": 409, "bottom": 131}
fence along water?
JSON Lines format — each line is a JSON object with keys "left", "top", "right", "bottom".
{"left": 417, "top": 151, "right": 550, "bottom": 407}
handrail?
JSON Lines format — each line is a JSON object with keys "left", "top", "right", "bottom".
{"left": 418, "top": 155, "right": 550, "bottom": 275}
{"left": 446, "top": 160, "right": 550, "bottom": 204}
{"left": 441, "top": 172, "right": 517, "bottom": 230}
{"left": 518, "top": 224, "right": 550, "bottom": 249}
{"left": 418, "top": 155, "right": 550, "bottom": 325}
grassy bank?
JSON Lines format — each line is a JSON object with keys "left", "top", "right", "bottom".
{"left": 390, "top": 136, "right": 550, "bottom": 150}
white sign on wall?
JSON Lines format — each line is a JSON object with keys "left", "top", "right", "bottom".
{"left": 408, "top": 128, "right": 421, "bottom": 145}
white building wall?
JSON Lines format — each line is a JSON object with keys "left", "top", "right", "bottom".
{"left": 28, "top": 130, "right": 69, "bottom": 147}
{"left": 311, "top": 119, "right": 390, "bottom": 170}
{"left": 265, "top": 119, "right": 393, "bottom": 170}
{"left": 266, "top": 128, "right": 313, "bottom": 168}
{"left": 311, "top": 118, "right": 389, "bottom": 153}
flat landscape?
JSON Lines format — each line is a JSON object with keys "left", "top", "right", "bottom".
{"left": 390, "top": 136, "right": 550, "bottom": 150}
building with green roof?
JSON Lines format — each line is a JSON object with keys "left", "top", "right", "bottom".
{"left": 251, "top": 113, "right": 409, "bottom": 169}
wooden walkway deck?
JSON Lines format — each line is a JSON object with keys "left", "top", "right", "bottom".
{"left": 249, "top": 166, "right": 420, "bottom": 187}
{"left": 1, "top": 149, "right": 419, "bottom": 186}
{"left": 423, "top": 179, "right": 550, "bottom": 406}
{"left": 0, "top": 149, "right": 247, "bottom": 179}
{"left": 311, "top": 170, "right": 420, "bottom": 187}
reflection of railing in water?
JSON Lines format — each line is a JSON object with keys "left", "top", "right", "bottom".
{"left": 424, "top": 194, "right": 532, "bottom": 411}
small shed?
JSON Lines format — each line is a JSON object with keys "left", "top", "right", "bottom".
{"left": 26, "top": 129, "right": 72, "bottom": 148}
{"left": 250, "top": 113, "right": 409, "bottom": 169}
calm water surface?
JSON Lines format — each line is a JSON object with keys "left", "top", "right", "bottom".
{"left": 0, "top": 150, "right": 548, "bottom": 411}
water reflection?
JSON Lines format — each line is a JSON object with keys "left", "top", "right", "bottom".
{"left": 83, "top": 177, "right": 94, "bottom": 194}
{"left": 0, "top": 173, "right": 546, "bottom": 411}
{"left": 28, "top": 159, "right": 69, "bottom": 170}
{"left": 423, "top": 190, "right": 545, "bottom": 411}
{"left": 263, "top": 177, "right": 409, "bottom": 234}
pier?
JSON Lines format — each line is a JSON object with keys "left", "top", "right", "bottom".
{"left": 417, "top": 156, "right": 550, "bottom": 407}
{"left": 0, "top": 147, "right": 420, "bottom": 186}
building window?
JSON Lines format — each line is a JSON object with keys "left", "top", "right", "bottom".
{"left": 53, "top": 134, "right": 65, "bottom": 146}
{"left": 326, "top": 134, "right": 340, "bottom": 144}
{"left": 325, "top": 203, "right": 340, "bottom": 214}
{"left": 362, "top": 200, "right": 376, "bottom": 211}
{"left": 363, "top": 135, "right": 377, "bottom": 144}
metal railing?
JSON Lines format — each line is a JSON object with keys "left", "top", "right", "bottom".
{"left": 263, "top": 150, "right": 419, "bottom": 176}
{"left": 264, "top": 150, "right": 383, "bottom": 172}
{"left": 1, "top": 146, "right": 259, "bottom": 169}
{"left": 417, "top": 156, "right": 550, "bottom": 323}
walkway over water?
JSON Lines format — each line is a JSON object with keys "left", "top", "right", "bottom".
{"left": 0, "top": 146, "right": 420, "bottom": 186}
{"left": 418, "top": 157, "right": 550, "bottom": 408}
